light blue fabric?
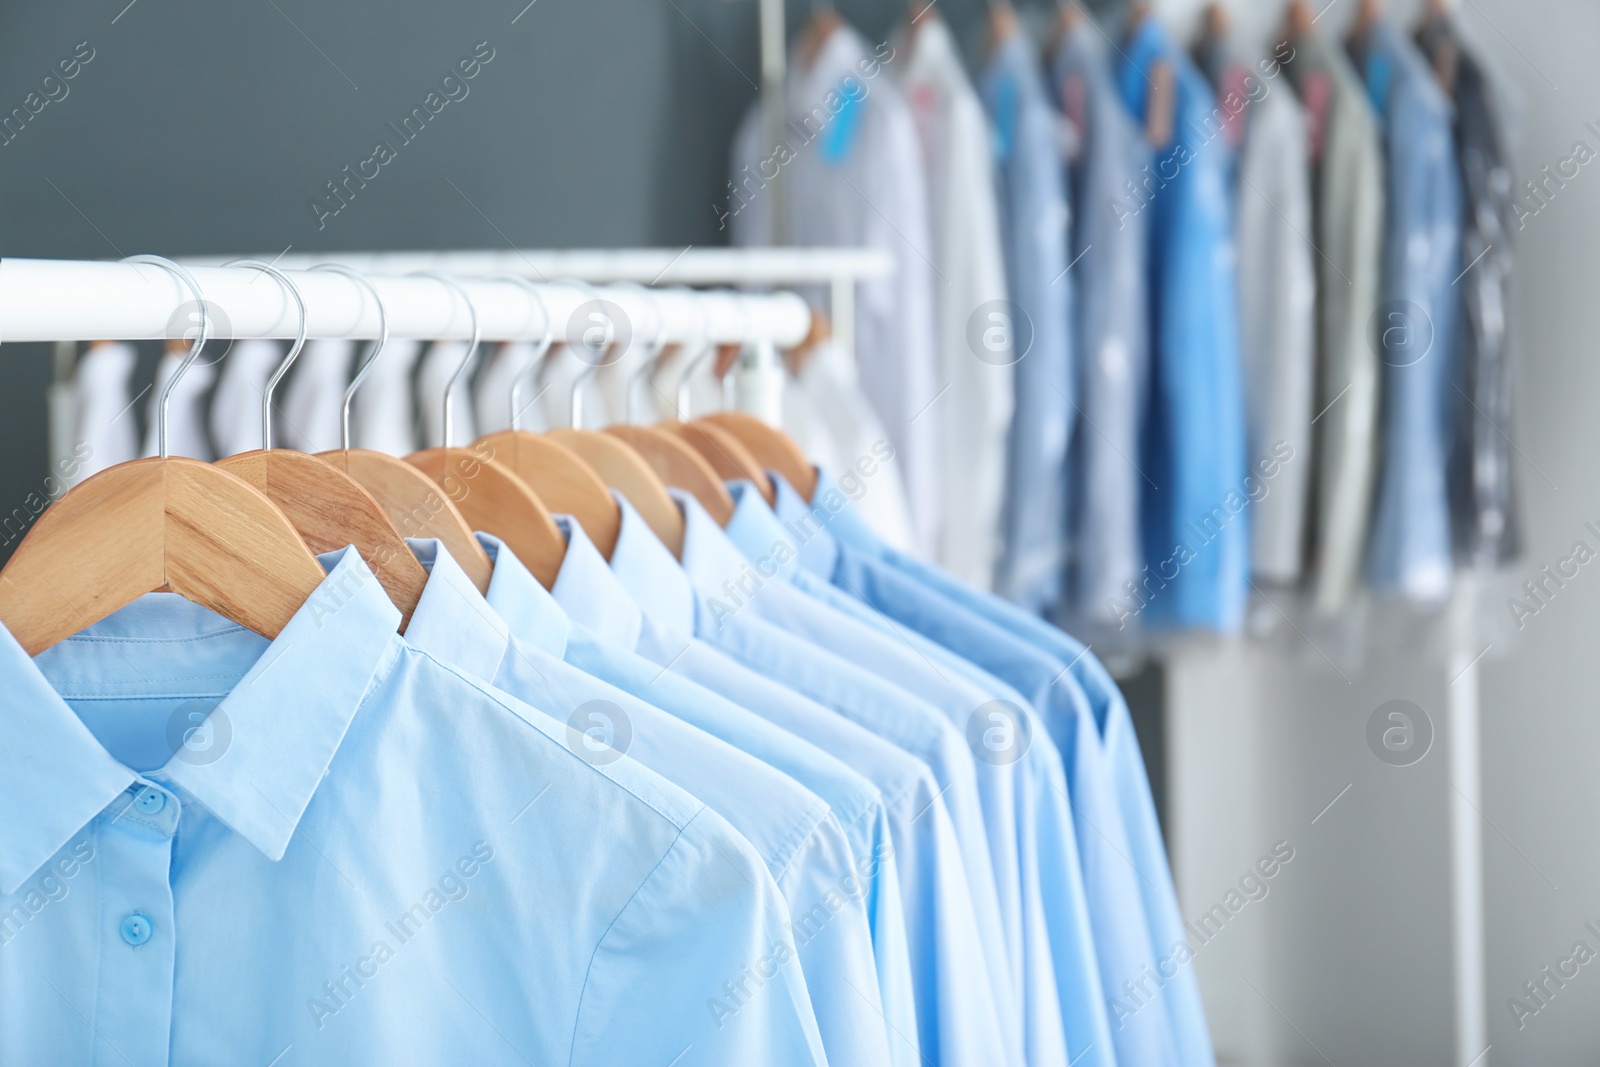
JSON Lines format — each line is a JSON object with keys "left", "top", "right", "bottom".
{"left": 981, "top": 32, "right": 1075, "bottom": 615}
{"left": 4, "top": 548, "right": 826, "bottom": 1067}
{"left": 1116, "top": 18, "right": 1249, "bottom": 632}
{"left": 393, "top": 538, "right": 892, "bottom": 1067}
{"left": 1352, "top": 19, "right": 1463, "bottom": 600}
{"left": 724, "top": 481, "right": 1081, "bottom": 1067}
{"left": 571, "top": 498, "right": 1018, "bottom": 1067}
{"left": 785, "top": 468, "right": 1218, "bottom": 1067}
{"left": 1051, "top": 25, "right": 1152, "bottom": 633}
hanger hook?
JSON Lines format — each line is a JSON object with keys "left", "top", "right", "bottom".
{"left": 724, "top": 291, "right": 757, "bottom": 412}
{"left": 563, "top": 279, "right": 614, "bottom": 430}
{"left": 409, "top": 272, "right": 480, "bottom": 449}
{"left": 223, "top": 259, "right": 308, "bottom": 451}
{"left": 614, "top": 282, "right": 668, "bottom": 423}
{"left": 310, "top": 264, "right": 389, "bottom": 452}
{"left": 487, "top": 274, "right": 554, "bottom": 431}
{"left": 123, "top": 255, "right": 210, "bottom": 460}
{"left": 678, "top": 291, "right": 719, "bottom": 419}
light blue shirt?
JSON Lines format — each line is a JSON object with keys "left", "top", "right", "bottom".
{"left": 1353, "top": 18, "right": 1463, "bottom": 600}
{"left": 447, "top": 534, "right": 901, "bottom": 1067}
{"left": 723, "top": 481, "right": 1081, "bottom": 1067}
{"left": 388, "top": 538, "right": 891, "bottom": 1067}
{"left": 982, "top": 31, "right": 1076, "bottom": 615}
{"left": 4, "top": 548, "right": 826, "bottom": 1066}
{"left": 1117, "top": 17, "right": 1250, "bottom": 633}
{"left": 559, "top": 500, "right": 1016, "bottom": 1067}
{"left": 785, "top": 469, "right": 1218, "bottom": 1067}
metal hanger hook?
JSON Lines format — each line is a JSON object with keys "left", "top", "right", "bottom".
{"left": 487, "top": 274, "right": 554, "bottom": 431}
{"left": 224, "top": 260, "right": 309, "bottom": 451}
{"left": 613, "top": 282, "right": 668, "bottom": 423}
{"left": 562, "top": 279, "right": 610, "bottom": 430}
{"left": 409, "top": 272, "right": 480, "bottom": 449}
{"left": 677, "top": 290, "right": 720, "bottom": 419}
{"left": 123, "top": 255, "right": 210, "bottom": 460}
{"left": 310, "top": 264, "right": 389, "bottom": 452}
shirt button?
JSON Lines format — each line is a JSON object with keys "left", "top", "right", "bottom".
{"left": 133, "top": 787, "right": 166, "bottom": 815}
{"left": 120, "top": 914, "right": 152, "bottom": 946}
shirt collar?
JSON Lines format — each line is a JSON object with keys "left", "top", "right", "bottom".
{"left": 606, "top": 493, "right": 698, "bottom": 634}
{"left": 401, "top": 539, "right": 514, "bottom": 682}
{"left": 673, "top": 489, "right": 809, "bottom": 627}
{"left": 724, "top": 480, "right": 804, "bottom": 580}
{"left": 769, "top": 469, "right": 846, "bottom": 575}
{"left": 475, "top": 532, "right": 569, "bottom": 657}
{"left": 2, "top": 549, "right": 399, "bottom": 891}
{"left": 549, "top": 514, "right": 643, "bottom": 649}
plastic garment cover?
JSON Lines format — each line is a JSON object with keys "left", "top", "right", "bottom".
{"left": 896, "top": 16, "right": 1014, "bottom": 589}
{"left": 1283, "top": 30, "right": 1385, "bottom": 613}
{"left": 1197, "top": 34, "right": 1318, "bottom": 585}
{"left": 729, "top": 22, "right": 941, "bottom": 554}
{"left": 1116, "top": 19, "right": 1248, "bottom": 632}
{"left": 1417, "top": 17, "right": 1521, "bottom": 568}
{"left": 1051, "top": 24, "right": 1151, "bottom": 631}
{"left": 981, "top": 31, "right": 1075, "bottom": 615}
{"left": 67, "top": 341, "right": 140, "bottom": 485}
{"left": 1350, "top": 19, "right": 1464, "bottom": 602}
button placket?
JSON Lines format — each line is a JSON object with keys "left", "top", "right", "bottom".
{"left": 91, "top": 785, "right": 180, "bottom": 1066}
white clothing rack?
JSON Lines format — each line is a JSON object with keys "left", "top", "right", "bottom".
{"left": 0, "top": 258, "right": 815, "bottom": 347}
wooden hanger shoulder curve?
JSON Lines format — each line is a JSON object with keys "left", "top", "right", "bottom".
{"left": 697, "top": 411, "right": 817, "bottom": 501}
{"left": 406, "top": 446, "right": 566, "bottom": 589}
{"left": 660, "top": 420, "right": 775, "bottom": 505}
{"left": 544, "top": 428, "right": 686, "bottom": 557}
{"left": 318, "top": 447, "right": 493, "bottom": 595}
{"left": 0, "top": 457, "right": 326, "bottom": 656}
{"left": 216, "top": 450, "right": 429, "bottom": 630}
{"left": 604, "top": 424, "right": 735, "bottom": 527}
{"left": 475, "top": 430, "right": 623, "bottom": 560}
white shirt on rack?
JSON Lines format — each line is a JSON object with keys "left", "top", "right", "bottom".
{"left": 353, "top": 338, "right": 421, "bottom": 456}
{"left": 67, "top": 341, "right": 140, "bottom": 485}
{"left": 280, "top": 339, "right": 351, "bottom": 453}
{"left": 209, "top": 339, "right": 281, "bottom": 457}
{"left": 417, "top": 341, "right": 479, "bottom": 448}
{"left": 896, "top": 16, "right": 1014, "bottom": 588}
{"left": 783, "top": 337, "right": 916, "bottom": 552}
{"left": 730, "top": 21, "right": 940, "bottom": 556}
{"left": 141, "top": 348, "right": 215, "bottom": 460}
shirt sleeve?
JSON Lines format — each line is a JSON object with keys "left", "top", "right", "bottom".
{"left": 570, "top": 807, "right": 827, "bottom": 1067}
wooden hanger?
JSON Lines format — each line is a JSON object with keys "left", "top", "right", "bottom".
{"left": 698, "top": 411, "right": 817, "bottom": 501}
{"left": 310, "top": 263, "right": 493, "bottom": 594}
{"left": 404, "top": 273, "right": 569, "bottom": 589}
{"left": 1348, "top": 0, "right": 1382, "bottom": 50}
{"left": 798, "top": 3, "right": 844, "bottom": 70}
{"left": 661, "top": 419, "right": 774, "bottom": 504}
{"left": 478, "top": 431, "right": 623, "bottom": 560}
{"left": 1283, "top": 0, "right": 1313, "bottom": 45}
{"left": 0, "top": 258, "right": 325, "bottom": 655}
{"left": 1123, "top": 4, "right": 1175, "bottom": 146}
{"left": 546, "top": 428, "right": 686, "bottom": 556}
{"left": 407, "top": 446, "right": 566, "bottom": 588}
{"left": 214, "top": 261, "right": 428, "bottom": 630}
{"left": 605, "top": 423, "right": 735, "bottom": 525}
